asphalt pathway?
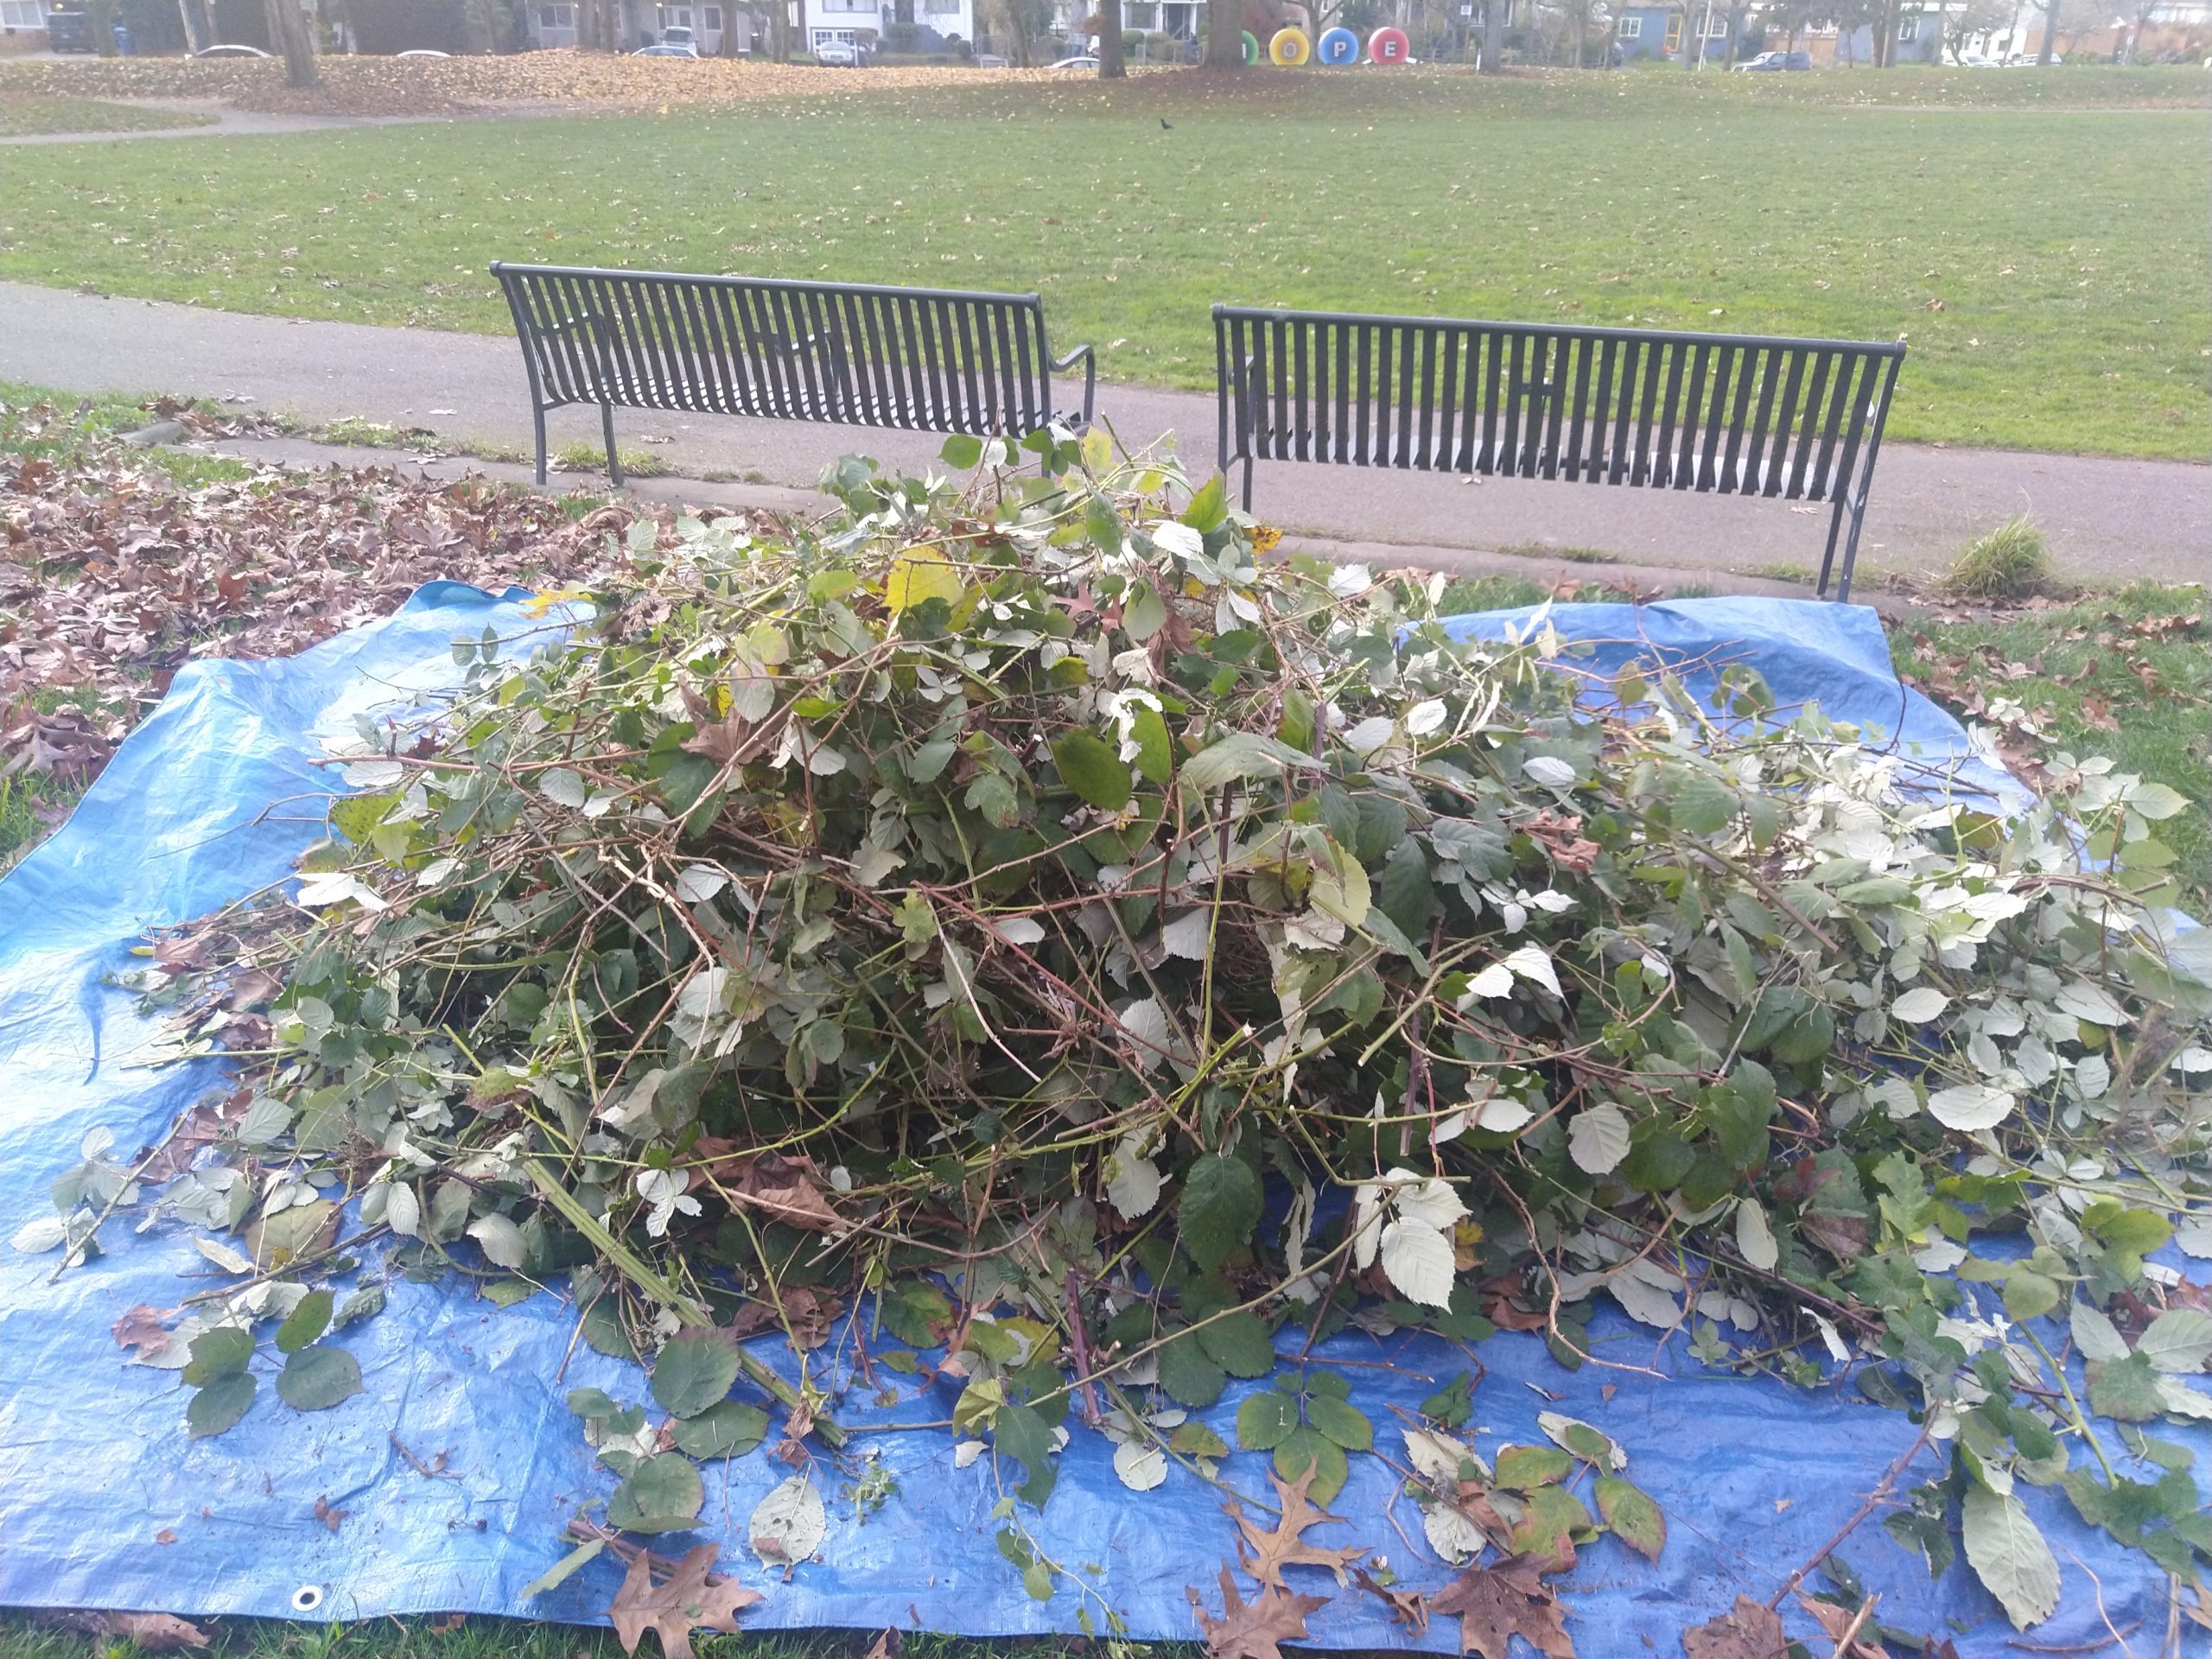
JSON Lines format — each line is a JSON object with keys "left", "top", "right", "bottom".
{"left": 4, "top": 282, "right": 2205, "bottom": 585}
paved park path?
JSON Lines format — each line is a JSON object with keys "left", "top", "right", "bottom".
{"left": 4, "top": 280, "right": 2205, "bottom": 586}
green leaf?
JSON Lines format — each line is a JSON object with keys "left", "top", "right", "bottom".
{"left": 1307, "top": 1395, "right": 1372, "bottom": 1452}
{"left": 2001, "top": 1270, "right": 2063, "bottom": 1324}
{"left": 1022, "top": 1560, "right": 1055, "bottom": 1601}
{"left": 1179, "top": 733, "right": 1325, "bottom": 789}
{"left": 1181, "top": 474, "right": 1228, "bottom": 533}
{"left": 1673, "top": 772, "right": 1736, "bottom": 836}
{"left": 671, "top": 1400, "right": 770, "bottom": 1460}
{"left": 275, "top": 1345, "right": 362, "bottom": 1412}
{"left": 1961, "top": 1483, "right": 2061, "bottom": 1630}
{"left": 1494, "top": 1444, "right": 1574, "bottom": 1491}
{"left": 607, "top": 1453, "right": 705, "bottom": 1534}
{"left": 651, "top": 1326, "right": 742, "bottom": 1420}
{"left": 1885, "top": 1507, "right": 1955, "bottom": 1580}
{"left": 994, "top": 1401, "right": 1057, "bottom": 1508}
{"left": 1122, "top": 582, "right": 1167, "bottom": 642}
{"left": 1169, "top": 1421, "right": 1230, "bottom": 1459}
{"left": 1376, "top": 838, "right": 1438, "bottom": 938}
{"left": 333, "top": 1283, "right": 385, "bottom": 1330}
{"left": 275, "top": 1289, "right": 334, "bottom": 1355}
{"left": 1236, "top": 1387, "right": 1299, "bottom": 1452}
{"left": 1129, "top": 706, "right": 1173, "bottom": 786}
{"left": 1196, "top": 1311, "right": 1277, "bottom": 1379}
{"left": 1272, "top": 1426, "right": 1350, "bottom": 1505}
{"left": 567, "top": 1387, "right": 620, "bottom": 1420}
{"left": 186, "top": 1370, "right": 257, "bottom": 1439}
{"left": 879, "top": 1280, "right": 953, "bottom": 1349}
{"left": 181, "top": 1326, "right": 253, "bottom": 1386}
{"left": 2087, "top": 1352, "right": 2167, "bottom": 1422}
{"left": 1156, "top": 1329, "right": 1228, "bottom": 1408}
{"left": 940, "top": 433, "right": 984, "bottom": 470}
{"left": 1051, "top": 730, "right": 1133, "bottom": 812}
{"left": 1178, "top": 1154, "right": 1262, "bottom": 1271}
{"left": 521, "top": 1538, "right": 607, "bottom": 1599}
{"left": 1594, "top": 1475, "right": 1666, "bottom": 1562}
{"left": 1421, "top": 1371, "right": 1474, "bottom": 1428}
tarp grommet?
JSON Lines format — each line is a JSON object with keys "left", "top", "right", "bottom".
{"left": 291, "top": 1586, "right": 325, "bottom": 1615}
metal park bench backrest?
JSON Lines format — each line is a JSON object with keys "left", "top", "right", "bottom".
{"left": 493, "top": 263, "right": 1094, "bottom": 486}
{"left": 1214, "top": 307, "right": 1906, "bottom": 600}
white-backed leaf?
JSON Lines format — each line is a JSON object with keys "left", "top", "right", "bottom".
{"left": 1961, "top": 1484, "right": 2059, "bottom": 1631}
{"left": 2138, "top": 1309, "right": 2212, "bottom": 1374}
{"left": 467, "top": 1213, "right": 526, "bottom": 1270}
{"left": 2068, "top": 1302, "right": 2130, "bottom": 1363}
{"left": 1567, "top": 1103, "right": 1631, "bottom": 1175}
{"left": 1891, "top": 986, "right": 1950, "bottom": 1024}
{"left": 1927, "top": 1083, "right": 2016, "bottom": 1132}
{"left": 1112, "top": 1440, "right": 1168, "bottom": 1491}
{"left": 1502, "top": 944, "right": 1562, "bottom": 999}
{"left": 1734, "top": 1200, "right": 1778, "bottom": 1272}
{"left": 1377, "top": 1218, "right": 1456, "bottom": 1309}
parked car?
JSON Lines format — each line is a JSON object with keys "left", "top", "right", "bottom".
{"left": 44, "top": 9, "right": 95, "bottom": 50}
{"left": 394, "top": 47, "right": 449, "bottom": 55}
{"left": 632, "top": 41, "right": 698, "bottom": 54}
{"left": 1051, "top": 53, "right": 1099, "bottom": 67}
{"left": 811, "top": 37, "right": 861, "bottom": 62}
{"left": 975, "top": 50, "right": 1007, "bottom": 64}
{"left": 192, "top": 41, "right": 270, "bottom": 54}
{"left": 657, "top": 23, "right": 694, "bottom": 47}
{"left": 1735, "top": 48, "right": 1812, "bottom": 69}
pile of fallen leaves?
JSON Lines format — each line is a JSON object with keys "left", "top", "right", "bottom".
{"left": 0, "top": 399, "right": 647, "bottom": 785}
{"left": 0, "top": 50, "right": 1161, "bottom": 118}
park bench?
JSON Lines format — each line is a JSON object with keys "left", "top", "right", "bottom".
{"left": 492, "top": 264, "right": 1096, "bottom": 487}
{"left": 1214, "top": 308, "right": 1905, "bottom": 601}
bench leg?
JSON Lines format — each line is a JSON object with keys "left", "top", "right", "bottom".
{"left": 1240, "top": 453, "right": 1255, "bottom": 515}
{"left": 1820, "top": 492, "right": 1871, "bottom": 604}
{"left": 599, "top": 403, "right": 625, "bottom": 489}
{"left": 531, "top": 404, "right": 549, "bottom": 487}
{"left": 1815, "top": 493, "right": 1849, "bottom": 601}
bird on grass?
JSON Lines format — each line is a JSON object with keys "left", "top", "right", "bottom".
{"left": 1160, "top": 118, "right": 1173, "bottom": 130}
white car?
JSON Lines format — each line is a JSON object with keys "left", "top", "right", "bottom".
{"left": 812, "top": 38, "right": 861, "bottom": 63}
{"left": 1052, "top": 53, "right": 1099, "bottom": 67}
{"left": 191, "top": 41, "right": 269, "bottom": 54}
{"left": 394, "top": 48, "right": 449, "bottom": 55}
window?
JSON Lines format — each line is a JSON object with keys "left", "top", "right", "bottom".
{"left": 1615, "top": 14, "right": 1640, "bottom": 35}
{"left": 702, "top": 5, "right": 720, "bottom": 24}
{"left": 1702, "top": 12, "right": 1725, "bottom": 33}
{"left": 1662, "top": 11, "right": 1681, "bottom": 47}
{"left": 1896, "top": 13, "right": 1916, "bottom": 36}
{"left": 1123, "top": 0, "right": 1153, "bottom": 21}
{"left": 536, "top": 4, "right": 571, "bottom": 25}
{"left": 2, "top": 1, "right": 48, "bottom": 26}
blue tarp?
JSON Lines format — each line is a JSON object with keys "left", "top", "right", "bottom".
{"left": 0, "top": 589, "right": 2199, "bottom": 1653}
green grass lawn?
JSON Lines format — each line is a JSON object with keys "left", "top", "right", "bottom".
{"left": 0, "top": 68, "right": 2202, "bottom": 457}
{"left": 0, "top": 96, "right": 219, "bottom": 137}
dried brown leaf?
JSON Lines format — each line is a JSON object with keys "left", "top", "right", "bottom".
{"left": 1227, "top": 1465, "right": 1364, "bottom": 1590}
{"left": 1682, "top": 1594, "right": 1790, "bottom": 1659}
{"left": 607, "top": 1543, "right": 762, "bottom": 1659}
{"left": 1430, "top": 1554, "right": 1573, "bottom": 1659}
{"left": 1189, "top": 1563, "right": 1329, "bottom": 1659}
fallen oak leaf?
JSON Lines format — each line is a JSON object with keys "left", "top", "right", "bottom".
{"left": 1189, "top": 1563, "right": 1329, "bottom": 1659}
{"left": 1226, "top": 1465, "right": 1365, "bottom": 1590}
{"left": 312, "top": 1495, "right": 346, "bottom": 1533}
{"left": 1682, "top": 1594, "right": 1789, "bottom": 1659}
{"left": 607, "top": 1543, "right": 762, "bottom": 1659}
{"left": 1429, "top": 1554, "right": 1574, "bottom": 1659}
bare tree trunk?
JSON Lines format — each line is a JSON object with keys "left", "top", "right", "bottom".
{"left": 174, "top": 0, "right": 205, "bottom": 50}
{"left": 1205, "top": 0, "right": 1240, "bottom": 66}
{"left": 1479, "top": 0, "right": 1501, "bottom": 69}
{"left": 90, "top": 0, "right": 118, "bottom": 54}
{"left": 2036, "top": 0, "right": 2056, "bottom": 58}
{"left": 263, "top": 0, "right": 321, "bottom": 82}
{"left": 1098, "top": 0, "right": 1124, "bottom": 70}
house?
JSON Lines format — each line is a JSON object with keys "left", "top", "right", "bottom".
{"left": 1611, "top": 1, "right": 1735, "bottom": 60}
{"left": 798, "top": 0, "right": 980, "bottom": 54}
{"left": 526, "top": 0, "right": 756, "bottom": 53}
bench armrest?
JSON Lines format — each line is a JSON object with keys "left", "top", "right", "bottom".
{"left": 1052, "top": 343, "right": 1096, "bottom": 425}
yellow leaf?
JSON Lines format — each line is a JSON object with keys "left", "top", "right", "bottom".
{"left": 1250, "top": 525, "right": 1284, "bottom": 555}
{"left": 521, "top": 586, "right": 591, "bottom": 617}
{"left": 885, "top": 545, "right": 964, "bottom": 617}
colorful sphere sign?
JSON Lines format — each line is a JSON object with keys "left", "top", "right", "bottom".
{"left": 1316, "top": 24, "right": 1357, "bottom": 60}
{"left": 1268, "top": 24, "right": 1309, "bottom": 62}
{"left": 1367, "top": 24, "right": 1408, "bottom": 60}
{"left": 1240, "top": 28, "right": 1259, "bottom": 60}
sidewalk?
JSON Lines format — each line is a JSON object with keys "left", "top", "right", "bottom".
{"left": 4, "top": 281, "right": 2205, "bottom": 585}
